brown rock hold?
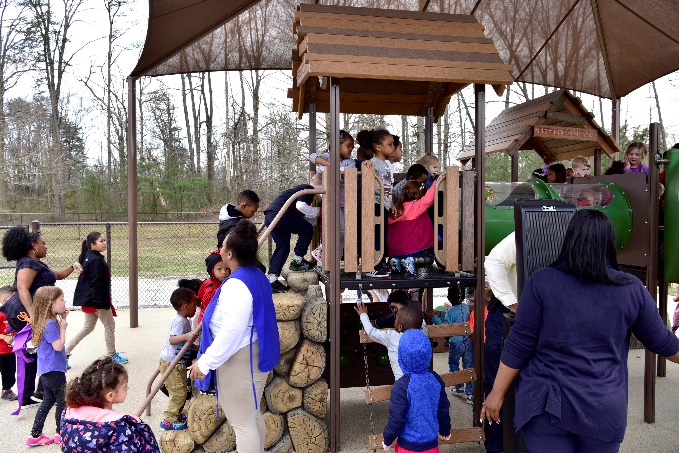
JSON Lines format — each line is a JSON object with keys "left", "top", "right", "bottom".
{"left": 288, "top": 340, "right": 326, "bottom": 388}
{"left": 284, "top": 270, "right": 320, "bottom": 292}
{"left": 265, "top": 375, "right": 303, "bottom": 414}
{"left": 275, "top": 348, "right": 297, "bottom": 376}
{"left": 263, "top": 411, "right": 286, "bottom": 449}
{"left": 301, "top": 296, "right": 327, "bottom": 342}
{"left": 303, "top": 378, "right": 328, "bottom": 418}
{"left": 278, "top": 320, "right": 301, "bottom": 353}
{"left": 187, "top": 394, "right": 225, "bottom": 444}
{"left": 202, "top": 419, "right": 236, "bottom": 453}
{"left": 287, "top": 408, "right": 329, "bottom": 453}
{"left": 270, "top": 433, "right": 294, "bottom": 453}
{"left": 160, "top": 429, "right": 195, "bottom": 453}
{"left": 273, "top": 291, "right": 306, "bottom": 321}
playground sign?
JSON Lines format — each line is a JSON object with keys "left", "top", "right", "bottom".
{"left": 533, "top": 124, "right": 598, "bottom": 141}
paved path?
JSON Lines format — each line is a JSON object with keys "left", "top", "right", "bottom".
{"left": 1, "top": 307, "right": 678, "bottom": 452}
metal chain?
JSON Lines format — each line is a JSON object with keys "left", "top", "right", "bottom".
{"left": 363, "top": 342, "right": 377, "bottom": 450}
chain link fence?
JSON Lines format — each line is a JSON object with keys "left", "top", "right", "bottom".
{"left": 0, "top": 213, "right": 271, "bottom": 309}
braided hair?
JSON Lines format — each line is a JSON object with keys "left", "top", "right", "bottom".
{"left": 65, "top": 356, "right": 128, "bottom": 408}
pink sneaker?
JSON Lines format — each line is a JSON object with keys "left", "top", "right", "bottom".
{"left": 53, "top": 434, "right": 62, "bottom": 444}
{"left": 26, "top": 433, "right": 54, "bottom": 446}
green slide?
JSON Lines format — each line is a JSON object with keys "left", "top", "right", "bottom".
{"left": 665, "top": 147, "right": 679, "bottom": 283}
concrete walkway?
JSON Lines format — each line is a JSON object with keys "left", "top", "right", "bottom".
{"left": 1, "top": 307, "right": 678, "bottom": 452}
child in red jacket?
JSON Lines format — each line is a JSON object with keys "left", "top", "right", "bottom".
{"left": 197, "top": 251, "right": 230, "bottom": 324}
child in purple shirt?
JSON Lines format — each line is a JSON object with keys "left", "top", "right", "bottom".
{"left": 26, "top": 286, "right": 69, "bottom": 447}
{"left": 623, "top": 141, "right": 650, "bottom": 175}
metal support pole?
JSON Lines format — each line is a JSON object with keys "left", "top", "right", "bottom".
{"left": 612, "top": 98, "right": 621, "bottom": 160}
{"left": 328, "top": 79, "right": 342, "bottom": 453}
{"left": 127, "top": 76, "right": 139, "bottom": 328}
{"left": 425, "top": 107, "right": 434, "bottom": 155}
{"left": 593, "top": 148, "right": 601, "bottom": 176}
{"left": 473, "top": 84, "right": 486, "bottom": 427}
{"left": 309, "top": 103, "right": 317, "bottom": 179}
{"left": 658, "top": 280, "right": 668, "bottom": 377}
{"left": 510, "top": 151, "right": 519, "bottom": 182}
{"left": 644, "top": 122, "right": 661, "bottom": 423}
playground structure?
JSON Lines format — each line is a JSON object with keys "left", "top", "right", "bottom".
{"left": 127, "top": 1, "right": 679, "bottom": 452}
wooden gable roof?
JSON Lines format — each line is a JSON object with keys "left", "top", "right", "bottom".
{"left": 287, "top": 4, "right": 513, "bottom": 119}
{"left": 458, "top": 90, "right": 619, "bottom": 162}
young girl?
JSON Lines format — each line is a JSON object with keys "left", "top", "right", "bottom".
{"left": 624, "top": 141, "right": 650, "bottom": 174}
{"left": 60, "top": 356, "right": 160, "bottom": 452}
{"left": 67, "top": 232, "right": 128, "bottom": 366}
{"left": 357, "top": 129, "right": 395, "bottom": 278}
{"left": 388, "top": 178, "right": 439, "bottom": 275}
{"left": 197, "top": 250, "right": 230, "bottom": 324}
{"left": 26, "top": 286, "right": 69, "bottom": 447}
{"left": 547, "top": 163, "right": 567, "bottom": 183}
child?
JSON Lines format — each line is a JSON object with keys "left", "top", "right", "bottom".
{"left": 547, "top": 163, "right": 567, "bottom": 183}
{"left": 382, "top": 329, "right": 451, "bottom": 451}
{"left": 388, "top": 178, "right": 440, "bottom": 275}
{"left": 354, "top": 304, "right": 424, "bottom": 380}
{"left": 604, "top": 160, "right": 626, "bottom": 175}
{"left": 571, "top": 156, "right": 591, "bottom": 178}
{"left": 264, "top": 173, "right": 323, "bottom": 292}
{"left": 417, "top": 154, "right": 441, "bottom": 190}
{"left": 196, "top": 251, "right": 230, "bottom": 324}
{"left": 623, "top": 141, "right": 650, "bottom": 174}
{"left": 67, "top": 232, "right": 128, "bottom": 366}
{"left": 159, "top": 287, "right": 198, "bottom": 430}
{"left": 217, "top": 190, "right": 260, "bottom": 248}
{"left": 386, "top": 135, "right": 403, "bottom": 181}
{"left": 357, "top": 129, "right": 395, "bottom": 278}
{"left": 26, "top": 286, "right": 69, "bottom": 447}
{"left": 392, "top": 164, "right": 428, "bottom": 204}
{"left": 374, "top": 290, "right": 410, "bottom": 328}
{"left": 0, "top": 285, "right": 17, "bottom": 401}
{"left": 60, "top": 356, "right": 160, "bottom": 452}
{"left": 430, "top": 286, "right": 474, "bottom": 404}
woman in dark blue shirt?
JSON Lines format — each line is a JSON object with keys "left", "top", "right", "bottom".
{"left": 480, "top": 210, "right": 679, "bottom": 453}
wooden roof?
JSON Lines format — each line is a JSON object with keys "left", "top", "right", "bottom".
{"left": 287, "top": 4, "right": 513, "bottom": 119}
{"left": 458, "top": 90, "right": 619, "bottom": 162}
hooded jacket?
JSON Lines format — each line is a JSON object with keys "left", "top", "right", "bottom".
{"left": 217, "top": 204, "right": 245, "bottom": 248}
{"left": 383, "top": 330, "right": 451, "bottom": 451}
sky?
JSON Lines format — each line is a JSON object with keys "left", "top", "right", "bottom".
{"left": 8, "top": 1, "right": 679, "bottom": 165}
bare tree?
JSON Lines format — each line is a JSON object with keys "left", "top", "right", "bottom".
{"left": 651, "top": 81, "right": 667, "bottom": 151}
{"left": 180, "top": 73, "right": 195, "bottom": 173}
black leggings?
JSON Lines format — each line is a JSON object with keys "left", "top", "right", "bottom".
{"left": 31, "top": 371, "right": 66, "bottom": 437}
{"left": 0, "top": 353, "right": 16, "bottom": 390}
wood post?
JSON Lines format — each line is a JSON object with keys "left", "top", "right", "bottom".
{"left": 309, "top": 103, "right": 317, "bottom": 178}
{"left": 328, "top": 78, "right": 342, "bottom": 453}
{"left": 612, "top": 98, "right": 621, "bottom": 160}
{"left": 644, "top": 122, "right": 661, "bottom": 423}
{"left": 127, "top": 76, "right": 138, "bottom": 328}
{"left": 473, "top": 84, "right": 486, "bottom": 427}
{"left": 425, "top": 106, "right": 434, "bottom": 155}
{"left": 510, "top": 151, "right": 518, "bottom": 182}
{"left": 593, "top": 148, "right": 601, "bottom": 176}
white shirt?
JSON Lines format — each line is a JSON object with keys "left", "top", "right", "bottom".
{"left": 485, "top": 232, "right": 518, "bottom": 308}
{"left": 197, "top": 278, "right": 257, "bottom": 374}
{"left": 360, "top": 313, "right": 404, "bottom": 380}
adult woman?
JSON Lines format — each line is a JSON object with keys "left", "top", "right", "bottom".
{"left": 0, "top": 226, "right": 81, "bottom": 409}
{"left": 480, "top": 210, "right": 679, "bottom": 453}
{"left": 66, "top": 232, "right": 128, "bottom": 365}
{"left": 190, "top": 220, "right": 280, "bottom": 453}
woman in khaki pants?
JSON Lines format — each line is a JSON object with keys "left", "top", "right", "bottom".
{"left": 191, "top": 220, "right": 280, "bottom": 453}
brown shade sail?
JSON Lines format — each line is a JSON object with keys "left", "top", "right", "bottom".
{"left": 131, "top": 0, "right": 679, "bottom": 100}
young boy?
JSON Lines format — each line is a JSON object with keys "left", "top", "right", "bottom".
{"left": 382, "top": 329, "right": 451, "bottom": 451}
{"left": 217, "top": 189, "right": 260, "bottom": 248}
{"left": 354, "top": 304, "right": 424, "bottom": 380}
{"left": 264, "top": 173, "right": 323, "bottom": 293}
{"left": 159, "top": 288, "right": 198, "bottom": 430}
{"left": 571, "top": 156, "right": 591, "bottom": 178}
{"left": 392, "top": 164, "right": 428, "bottom": 205}
{"left": 417, "top": 154, "right": 441, "bottom": 190}
{"left": 429, "top": 286, "right": 474, "bottom": 404}
{"left": 374, "top": 290, "right": 410, "bottom": 329}
{"left": 0, "top": 286, "right": 17, "bottom": 401}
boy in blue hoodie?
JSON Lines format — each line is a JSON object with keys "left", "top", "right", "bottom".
{"left": 383, "top": 329, "right": 451, "bottom": 452}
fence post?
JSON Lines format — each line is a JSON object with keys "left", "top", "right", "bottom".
{"left": 31, "top": 220, "right": 40, "bottom": 233}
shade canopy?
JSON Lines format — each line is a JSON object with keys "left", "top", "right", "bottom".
{"left": 458, "top": 89, "right": 619, "bottom": 162}
{"left": 131, "top": 0, "right": 679, "bottom": 100}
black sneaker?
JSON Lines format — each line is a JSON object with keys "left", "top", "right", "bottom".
{"left": 365, "top": 267, "right": 390, "bottom": 278}
{"left": 289, "top": 259, "right": 314, "bottom": 272}
{"left": 30, "top": 391, "right": 44, "bottom": 403}
{"left": 21, "top": 400, "right": 40, "bottom": 409}
{"left": 1, "top": 389, "right": 17, "bottom": 401}
{"left": 271, "top": 280, "right": 290, "bottom": 293}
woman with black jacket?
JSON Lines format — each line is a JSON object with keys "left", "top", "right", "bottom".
{"left": 66, "top": 232, "right": 128, "bottom": 366}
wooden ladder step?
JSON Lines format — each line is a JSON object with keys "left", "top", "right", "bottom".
{"left": 368, "top": 428, "right": 484, "bottom": 449}
{"left": 359, "top": 323, "right": 470, "bottom": 344}
{"left": 363, "top": 369, "right": 476, "bottom": 404}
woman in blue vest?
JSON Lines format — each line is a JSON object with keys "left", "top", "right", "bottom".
{"left": 480, "top": 210, "right": 679, "bottom": 453}
{"left": 191, "top": 220, "right": 280, "bottom": 453}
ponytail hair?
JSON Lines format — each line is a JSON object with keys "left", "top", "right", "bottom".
{"left": 65, "top": 356, "right": 128, "bottom": 409}
{"left": 79, "top": 231, "right": 103, "bottom": 264}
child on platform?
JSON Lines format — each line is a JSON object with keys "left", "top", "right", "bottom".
{"left": 356, "top": 129, "right": 395, "bottom": 278}
{"left": 571, "top": 156, "right": 591, "bottom": 178}
{"left": 196, "top": 251, "right": 230, "bottom": 324}
{"left": 265, "top": 174, "right": 323, "bottom": 292}
{"left": 430, "top": 286, "right": 474, "bottom": 404}
{"left": 388, "top": 177, "right": 440, "bottom": 275}
{"left": 417, "top": 154, "right": 441, "bottom": 190}
{"left": 0, "top": 285, "right": 17, "bottom": 401}
{"left": 623, "top": 141, "right": 650, "bottom": 175}
{"left": 547, "top": 163, "right": 567, "bottom": 183}
{"left": 26, "top": 286, "right": 69, "bottom": 447}
{"left": 382, "top": 329, "right": 451, "bottom": 452}
{"left": 217, "top": 190, "right": 260, "bottom": 249}
{"left": 159, "top": 288, "right": 198, "bottom": 430}
{"left": 386, "top": 135, "right": 403, "bottom": 179}
{"left": 59, "top": 356, "right": 160, "bottom": 452}
{"left": 354, "top": 304, "right": 424, "bottom": 380}
{"left": 392, "top": 164, "right": 429, "bottom": 204}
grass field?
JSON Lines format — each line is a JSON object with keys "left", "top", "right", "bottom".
{"left": 0, "top": 221, "right": 273, "bottom": 287}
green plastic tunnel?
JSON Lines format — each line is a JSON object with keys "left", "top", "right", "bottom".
{"left": 665, "top": 146, "right": 679, "bottom": 283}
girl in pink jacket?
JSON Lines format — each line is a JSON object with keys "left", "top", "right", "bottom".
{"left": 387, "top": 179, "right": 439, "bottom": 275}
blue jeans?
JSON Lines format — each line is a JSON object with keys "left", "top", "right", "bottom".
{"left": 522, "top": 412, "right": 620, "bottom": 453}
{"left": 448, "top": 339, "right": 474, "bottom": 394}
